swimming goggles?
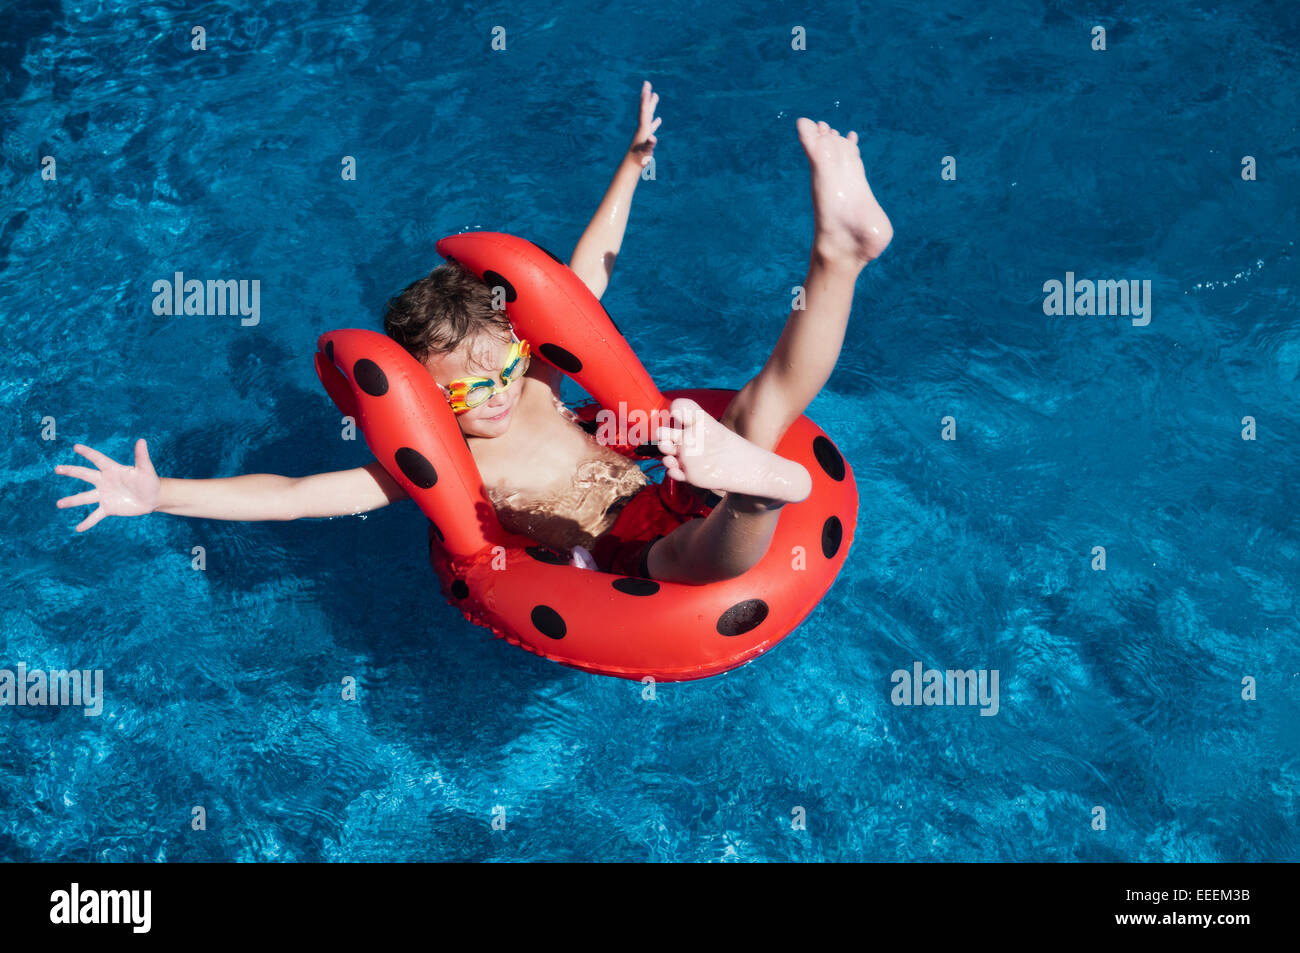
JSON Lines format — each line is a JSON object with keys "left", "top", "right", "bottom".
{"left": 437, "top": 330, "right": 531, "bottom": 415}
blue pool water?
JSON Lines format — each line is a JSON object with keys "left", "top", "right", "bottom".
{"left": 3, "top": 0, "right": 1297, "bottom": 862}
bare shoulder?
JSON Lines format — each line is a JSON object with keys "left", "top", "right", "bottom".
{"left": 525, "top": 354, "right": 564, "bottom": 401}
{"left": 513, "top": 370, "right": 573, "bottom": 422}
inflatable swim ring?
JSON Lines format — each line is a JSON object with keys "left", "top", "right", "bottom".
{"left": 314, "top": 232, "right": 858, "bottom": 681}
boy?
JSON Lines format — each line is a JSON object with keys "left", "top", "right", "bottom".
{"left": 54, "top": 82, "right": 892, "bottom": 585}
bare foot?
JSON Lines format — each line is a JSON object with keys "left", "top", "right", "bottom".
{"left": 656, "top": 398, "right": 811, "bottom": 504}
{"left": 796, "top": 117, "right": 893, "bottom": 265}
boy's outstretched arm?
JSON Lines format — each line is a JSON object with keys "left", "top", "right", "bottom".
{"left": 285, "top": 462, "right": 408, "bottom": 519}
{"left": 53, "top": 439, "right": 406, "bottom": 531}
{"left": 568, "top": 80, "right": 661, "bottom": 300}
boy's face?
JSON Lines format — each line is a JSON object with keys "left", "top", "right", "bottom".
{"left": 422, "top": 331, "right": 522, "bottom": 438}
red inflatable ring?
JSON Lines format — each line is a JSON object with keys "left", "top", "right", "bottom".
{"left": 314, "top": 232, "right": 858, "bottom": 681}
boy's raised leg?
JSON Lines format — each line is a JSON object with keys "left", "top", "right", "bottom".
{"left": 642, "top": 119, "right": 892, "bottom": 585}
{"left": 720, "top": 118, "right": 892, "bottom": 451}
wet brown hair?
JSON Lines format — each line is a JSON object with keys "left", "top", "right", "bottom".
{"left": 383, "top": 261, "right": 513, "bottom": 368}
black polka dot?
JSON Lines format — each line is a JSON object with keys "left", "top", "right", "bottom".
{"left": 482, "top": 269, "right": 516, "bottom": 303}
{"left": 395, "top": 447, "right": 437, "bottom": 489}
{"left": 325, "top": 339, "right": 334, "bottom": 362}
{"left": 525, "top": 546, "right": 567, "bottom": 565}
{"left": 530, "top": 241, "right": 567, "bottom": 265}
{"left": 704, "top": 491, "right": 723, "bottom": 508}
{"left": 429, "top": 520, "right": 444, "bottom": 542}
{"left": 531, "top": 605, "right": 566, "bottom": 639}
{"left": 821, "top": 515, "right": 843, "bottom": 558}
{"left": 812, "top": 436, "right": 845, "bottom": 481}
{"left": 579, "top": 418, "right": 600, "bottom": 435}
{"left": 612, "top": 578, "right": 660, "bottom": 596}
{"left": 353, "top": 358, "right": 388, "bottom": 396}
{"left": 634, "top": 444, "right": 663, "bottom": 457}
{"left": 539, "top": 343, "right": 582, "bottom": 374}
{"left": 716, "top": 599, "right": 769, "bottom": 637}
{"left": 450, "top": 579, "right": 469, "bottom": 599}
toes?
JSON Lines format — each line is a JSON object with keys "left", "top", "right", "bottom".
{"left": 817, "top": 120, "right": 829, "bottom": 134}
{"left": 663, "top": 457, "right": 686, "bottom": 482}
{"left": 657, "top": 427, "right": 682, "bottom": 455}
{"left": 669, "top": 397, "right": 698, "bottom": 428}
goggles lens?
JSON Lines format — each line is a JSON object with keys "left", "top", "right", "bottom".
{"left": 463, "top": 381, "right": 495, "bottom": 408}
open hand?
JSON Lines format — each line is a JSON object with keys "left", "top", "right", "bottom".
{"left": 629, "top": 80, "right": 661, "bottom": 166}
{"left": 54, "top": 439, "right": 161, "bottom": 532}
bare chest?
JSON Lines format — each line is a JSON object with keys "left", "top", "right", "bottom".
{"left": 468, "top": 381, "right": 649, "bottom": 548}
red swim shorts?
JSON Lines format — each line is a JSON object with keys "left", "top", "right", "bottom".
{"left": 589, "top": 477, "right": 715, "bottom": 579}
